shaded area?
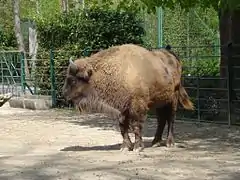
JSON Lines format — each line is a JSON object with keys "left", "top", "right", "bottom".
{"left": 61, "top": 144, "right": 121, "bottom": 151}
{"left": 1, "top": 107, "right": 240, "bottom": 180}
{"left": 0, "top": 148, "right": 240, "bottom": 180}
{"left": 67, "top": 113, "right": 240, "bottom": 152}
{"left": 60, "top": 141, "right": 160, "bottom": 152}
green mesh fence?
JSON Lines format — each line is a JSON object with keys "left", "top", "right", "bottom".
{"left": 0, "top": 51, "right": 23, "bottom": 96}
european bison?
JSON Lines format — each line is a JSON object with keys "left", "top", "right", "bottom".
{"left": 62, "top": 44, "right": 194, "bottom": 152}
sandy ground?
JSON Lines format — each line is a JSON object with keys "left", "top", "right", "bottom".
{"left": 0, "top": 103, "right": 240, "bottom": 180}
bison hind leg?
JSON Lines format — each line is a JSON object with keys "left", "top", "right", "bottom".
{"left": 128, "top": 98, "right": 149, "bottom": 152}
{"left": 152, "top": 107, "right": 167, "bottom": 147}
{"left": 165, "top": 101, "right": 177, "bottom": 148}
{"left": 119, "top": 117, "right": 133, "bottom": 152}
{"left": 131, "top": 114, "right": 146, "bottom": 153}
{"left": 152, "top": 101, "right": 177, "bottom": 148}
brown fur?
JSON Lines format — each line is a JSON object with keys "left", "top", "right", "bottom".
{"left": 151, "top": 49, "right": 194, "bottom": 110}
{"left": 62, "top": 44, "right": 193, "bottom": 151}
{"left": 149, "top": 48, "right": 194, "bottom": 147}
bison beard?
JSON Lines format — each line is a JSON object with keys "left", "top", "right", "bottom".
{"left": 75, "top": 92, "right": 124, "bottom": 123}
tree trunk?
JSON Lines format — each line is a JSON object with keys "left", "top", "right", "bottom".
{"left": 219, "top": 8, "right": 240, "bottom": 79}
{"left": 219, "top": 8, "right": 240, "bottom": 124}
{"left": 29, "top": 25, "right": 38, "bottom": 77}
{"left": 231, "top": 9, "right": 240, "bottom": 89}
{"left": 219, "top": 9, "right": 231, "bottom": 78}
{"left": 12, "top": 0, "right": 30, "bottom": 78}
{"left": 60, "top": 0, "right": 69, "bottom": 12}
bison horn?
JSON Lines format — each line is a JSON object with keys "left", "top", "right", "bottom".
{"left": 69, "top": 57, "right": 78, "bottom": 74}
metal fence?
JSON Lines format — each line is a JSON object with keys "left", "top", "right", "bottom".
{"left": 1, "top": 44, "right": 240, "bottom": 126}
{"left": 0, "top": 51, "right": 23, "bottom": 96}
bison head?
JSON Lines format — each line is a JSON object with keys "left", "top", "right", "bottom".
{"left": 62, "top": 57, "right": 124, "bottom": 123}
{"left": 62, "top": 58, "right": 93, "bottom": 102}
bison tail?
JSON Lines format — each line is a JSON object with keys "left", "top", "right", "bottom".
{"left": 178, "top": 84, "right": 194, "bottom": 110}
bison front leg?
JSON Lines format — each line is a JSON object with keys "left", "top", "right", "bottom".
{"left": 119, "top": 118, "right": 133, "bottom": 152}
{"left": 132, "top": 115, "right": 145, "bottom": 152}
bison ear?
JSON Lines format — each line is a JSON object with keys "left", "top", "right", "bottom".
{"left": 79, "top": 69, "right": 93, "bottom": 82}
{"left": 69, "top": 57, "right": 78, "bottom": 75}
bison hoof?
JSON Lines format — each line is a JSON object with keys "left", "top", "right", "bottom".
{"left": 133, "top": 141, "right": 144, "bottom": 152}
{"left": 166, "top": 137, "right": 175, "bottom": 147}
{"left": 120, "top": 141, "right": 133, "bottom": 152}
{"left": 120, "top": 147, "right": 130, "bottom": 152}
{"left": 133, "top": 147, "right": 144, "bottom": 153}
{"left": 152, "top": 142, "right": 161, "bottom": 148}
{"left": 151, "top": 138, "right": 164, "bottom": 147}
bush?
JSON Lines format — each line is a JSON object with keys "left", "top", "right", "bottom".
{"left": 182, "top": 58, "right": 220, "bottom": 77}
{"left": 35, "top": 7, "right": 146, "bottom": 107}
{"left": 36, "top": 7, "right": 145, "bottom": 51}
{"left": 0, "top": 27, "right": 16, "bottom": 49}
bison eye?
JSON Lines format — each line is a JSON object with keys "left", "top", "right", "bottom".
{"left": 67, "top": 77, "right": 77, "bottom": 85}
{"left": 72, "top": 79, "right": 76, "bottom": 84}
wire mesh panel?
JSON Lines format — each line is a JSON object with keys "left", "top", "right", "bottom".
{"left": 0, "top": 51, "right": 22, "bottom": 96}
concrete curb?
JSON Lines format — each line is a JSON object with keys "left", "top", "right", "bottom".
{"left": 9, "top": 95, "right": 52, "bottom": 110}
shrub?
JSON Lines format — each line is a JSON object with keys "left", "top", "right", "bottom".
{"left": 0, "top": 26, "right": 16, "bottom": 50}
{"left": 182, "top": 58, "right": 220, "bottom": 77}
{"left": 36, "top": 7, "right": 145, "bottom": 51}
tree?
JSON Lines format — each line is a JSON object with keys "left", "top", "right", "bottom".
{"left": 60, "top": 0, "right": 69, "bottom": 12}
{"left": 12, "top": 0, "right": 30, "bottom": 77}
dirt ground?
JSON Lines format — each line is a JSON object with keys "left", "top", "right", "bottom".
{"left": 0, "top": 103, "right": 240, "bottom": 180}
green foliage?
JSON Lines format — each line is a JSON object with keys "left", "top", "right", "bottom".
{"left": 20, "top": 0, "right": 61, "bottom": 21}
{"left": 36, "top": 7, "right": 145, "bottom": 50}
{"left": 78, "top": 0, "right": 148, "bottom": 13}
{"left": 0, "top": 0, "right": 13, "bottom": 31}
{"left": 163, "top": 6, "right": 219, "bottom": 47}
{"left": 0, "top": 26, "right": 17, "bottom": 49}
{"left": 139, "top": 0, "right": 240, "bottom": 13}
{"left": 182, "top": 59, "right": 220, "bottom": 77}
{"left": 0, "top": 0, "right": 16, "bottom": 49}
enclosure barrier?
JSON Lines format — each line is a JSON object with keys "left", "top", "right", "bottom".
{"left": 1, "top": 44, "right": 240, "bottom": 126}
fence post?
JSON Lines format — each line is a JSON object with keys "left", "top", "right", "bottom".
{"left": 50, "top": 48, "right": 56, "bottom": 107}
{"left": 197, "top": 76, "right": 200, "bottom": 121}
{"left": 1, "top": 53, "right": 4, "bottom": 93}
{"left": 227, "top": 42, "right": 233, "bottom": 126}
{"left": 20, "top": 51, "right": 26, "bottom": 94}
{"left": 156, "top": 6, "right": 163, "bottom": 48}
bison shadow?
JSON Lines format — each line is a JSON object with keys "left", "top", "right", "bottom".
{"left": 65, "top": 113, "right": 240, "bottom": 152}
{"left": 60, "top": 140, "right": 161, "bottom": 152}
